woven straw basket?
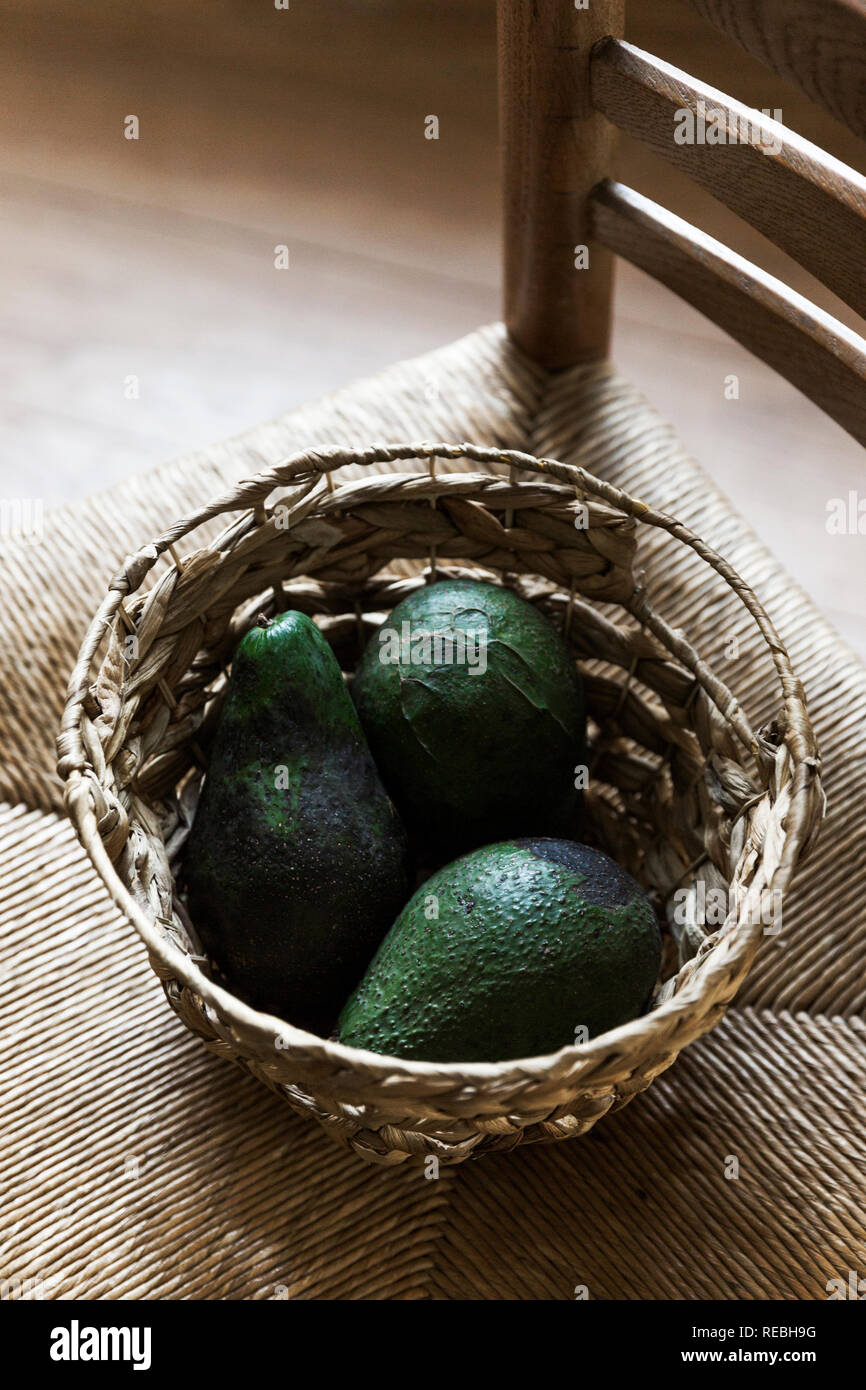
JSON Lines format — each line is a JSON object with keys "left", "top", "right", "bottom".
{"left": 58, "top": 441, "right": 823, "bottom": 1166}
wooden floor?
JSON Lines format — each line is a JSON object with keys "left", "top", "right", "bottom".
{"left": 2, "top": 0, "right": 865, "bottom": 654}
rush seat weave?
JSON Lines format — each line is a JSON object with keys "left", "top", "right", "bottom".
{"left": 1, "top": 327, "right": 863, "bottom": 1295}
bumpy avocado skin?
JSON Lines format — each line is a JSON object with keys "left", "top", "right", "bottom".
{"left": 183, "top": 610, "right": 410, "bottom": 1035}
{"left": 351, "top": 579, "right": 585, "bottom": 853}
{"left": 338, "top": 839, "right": 661, "bottom": 1062}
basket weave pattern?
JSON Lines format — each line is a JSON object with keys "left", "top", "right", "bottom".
{"left": 58, "top": 443, "right": 823, "bottom": 1164}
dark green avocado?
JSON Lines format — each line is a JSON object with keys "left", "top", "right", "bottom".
{"left": 338, "top": 838, "right": 661, "bottom": 1062}
{"left": 351, "top": 578, "right": 585, "bottom": 854}
{"left": 183, "top": 610, "right": 410, "bottom": 1035}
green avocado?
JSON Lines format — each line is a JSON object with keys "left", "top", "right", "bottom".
{"left": 338, "top": 838, "right": 661, "bottom": 1062}
{"left": 183, "top": 610, "right": 410, "bottom": 1035}
{"left": 351, "top": 578, "right": 585, "bottom": 854}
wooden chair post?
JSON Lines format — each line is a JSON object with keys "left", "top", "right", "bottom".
{"left": 498, "top": 0, "right": 625, "bottom": 369}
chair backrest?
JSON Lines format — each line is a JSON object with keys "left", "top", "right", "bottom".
{"left": 499, "top": 0, "right": 866, "bottom": 448}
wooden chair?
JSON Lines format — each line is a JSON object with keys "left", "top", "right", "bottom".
{"left": 2, "top": 0, "right": 865, "bottom": 1299}
{"left": 501, "top": 0, "right": 866, "bottom": 429}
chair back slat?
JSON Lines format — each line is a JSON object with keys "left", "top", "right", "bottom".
{"left": 498, "top": 0, "right": 866, "bottom": 442}
{"left": 591, "top": 180, "right": 866, "bottom": 448}
{"left": 591, "top": 38, "right": 866, "bottom": 319}
{"left": 684, "top": 0, "right": 866, "bottom": 141}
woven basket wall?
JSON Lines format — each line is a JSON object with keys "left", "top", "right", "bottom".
{"left": 58, "top": 442, "right": 823, "bottom": 1165}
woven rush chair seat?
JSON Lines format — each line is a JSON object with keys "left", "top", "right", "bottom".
{"left": 2, "top": 325, "right": 865, "bottom": 1297}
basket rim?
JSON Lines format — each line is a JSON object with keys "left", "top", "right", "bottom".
{"left": 57, "top": 440, "right": 824, "bottom": 1089}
